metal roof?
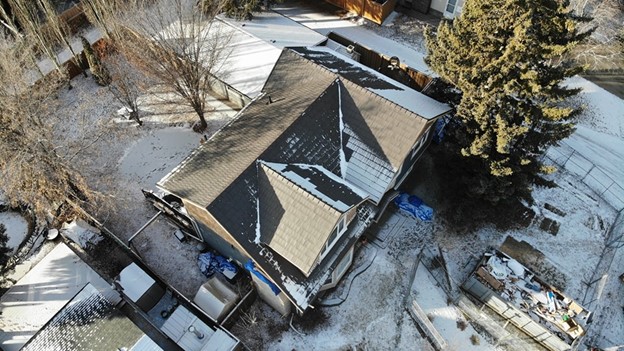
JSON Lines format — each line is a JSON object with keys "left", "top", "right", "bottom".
{"left": 0, "top": 243, "right": 121, "bottom": 351}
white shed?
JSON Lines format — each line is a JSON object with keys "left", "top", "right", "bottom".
{"left": 117, "top": 262, "right": 165, "bottom": 312}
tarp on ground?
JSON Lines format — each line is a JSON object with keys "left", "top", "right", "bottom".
{"left": 198, "top": 252, "right": 238, "bottom": 279}
{"left": 394, "top": 192, "right": 433, "bottom": 221}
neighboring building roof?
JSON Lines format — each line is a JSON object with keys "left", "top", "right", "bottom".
{"left": 159, "top": 48, "right": 448, "bottom": 312}
{"left": 219, "top": 11, "right": 327, "bottom": 49}
{"left": 212, "top": 19, "right": 283, "bottom": 99}
{"left": 21, "top": 284, "right": 155, "bottom": 351}
{"left": 0, "top": 243, "right": 121, "bottom": 351}
{"left": 258, "top": 162, "right": 343, "bottom": 276}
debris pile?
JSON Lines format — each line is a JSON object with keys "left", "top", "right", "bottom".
{"left": 475, "top": 251, "right": 590, "bottom": 343}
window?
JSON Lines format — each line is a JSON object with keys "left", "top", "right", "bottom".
{"left": 319, "top": 216, "right": 348, "bottom": 261}
{"left": 445, "top": 0, "right": 457, "bottom": 14}
{"left": 410, "top": 128, "right": 430, "bottom": 159}
{"left": 320, "top": 246, "right": 355, "bottom": 291}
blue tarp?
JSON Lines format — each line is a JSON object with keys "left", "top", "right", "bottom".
{"left": 432, "top": 116, "right": 448, "bottom": 144}
{"left": 394, "top": 193, "right": 434, "bottom": 221}
{"left": 245, "top": 260, "right": 280, "bottom": 295}
{"left": 197, "top": 252, "right": 238, "bottom": 278}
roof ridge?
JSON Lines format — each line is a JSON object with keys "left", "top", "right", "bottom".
{"left": 259, "top": 161, "right": 345, "bottom": 214}
{"left": 337, "top": 74, "right": 428, "bottom": 121}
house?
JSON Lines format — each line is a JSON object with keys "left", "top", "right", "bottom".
{"left": 0, "top": 243, "right": 169, "bottom": 351}
{"left": 21, "top": 283, "right": 166, "bottom": 351}
{"left": 157, "top": 47, "right": 451, "bottom": 315}
{"left": 0, "top": 241, "right": 240, "bottom": 351}
{"left": 398, "top": 0, "right": 463, "bottom": 18}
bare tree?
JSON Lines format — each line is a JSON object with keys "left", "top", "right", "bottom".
{"left": 7, "top": 0, "right": 65, "bottom": 76}
{"left": 0, "top": 34, "right": 105, "bottom": 218}
{"left": 82, "top": 0, "right": 125, "bottom": 41}
{"left": 35, "top": 0, "right": 86, "bottom": 77}
{"left": 110, "top": 0, "right": 232, "bottom": 131}
{"left": 105, "top": 50, "right": 149, "bottom": 126}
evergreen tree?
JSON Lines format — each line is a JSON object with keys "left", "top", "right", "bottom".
{"left": 81, "top": 36, "right": 111, "bottom": 86}
{"left": 0, "top": 224, "right": 12, "bottom": 269}
{"left": 426, "top": 0, "right": 592, "bottom": 204}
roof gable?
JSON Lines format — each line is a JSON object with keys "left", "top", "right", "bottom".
{"left": 258, "top": 163, "right": 342, "bottom": 276}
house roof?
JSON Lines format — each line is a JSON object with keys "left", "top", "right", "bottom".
{"left": 258, "top": 162, "right": 343, "bottom": 276}
{"left": 291, "top": 46, "right": 451, "bottom": 119}
{"left": 158, "top": 48, "right": 444, "bottom": 311}
{"left": 159, "top": 50, "right": 336, "bottom": 207}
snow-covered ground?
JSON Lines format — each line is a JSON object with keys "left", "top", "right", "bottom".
{"left": 3, "top": 2, "right": 621, "bottom": 350}
{"left": 0, "top": 212, "right": 29, "bottom": 252}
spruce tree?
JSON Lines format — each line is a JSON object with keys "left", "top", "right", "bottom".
{"left": 0, "top": 224, "right": 12, "bottom": 269}
{"left": 426, "top": 0, "right": 592, "bottom": 204}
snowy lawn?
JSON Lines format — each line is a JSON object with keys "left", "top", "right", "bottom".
{"left": 0, "top": 211, "right": 30, "bottom": 252}
{"left": 48, "top": 73, "right": 239, "bottom": 297}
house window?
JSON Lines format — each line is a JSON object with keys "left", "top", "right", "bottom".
{"left": 319, "top": 216, "right": 348, "bottom": 261}
{"left": 333, "top": 247, "right": 353, "bottom": 281}
{"left": 445, "top": 0, "right": 457, "bottom": 14}
{"left": 410, "top": 128, "right": 430, "bottom": 159}
{"left": 320, "top": 246, "right": 355, "bottom": 291}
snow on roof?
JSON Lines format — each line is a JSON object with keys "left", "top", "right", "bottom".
{"left": 0, "top": 243, "right": 120, "bottom": 351}
{"left": 262, "top": 162, "right": 368, "bottom": 212}
{"left": 324, "top": 27, "right": 434, "bottom": 75}
{"left": 562, "top": 76, "right": 624, "bottom": 185}
{"left": 298, "top": 46, "right": 451, "bottom": 119}
{"left": 212, "top": 19, "right": 282, "bottom": 99}
{"left": 21, "top": 284, "right": 149, "bottom": 351}
{"left": 218, "top": 11, "right": 326, "bottom": 49}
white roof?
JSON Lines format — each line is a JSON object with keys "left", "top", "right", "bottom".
{"left": 0, "top": 243, "right": 119, "bottom": 351}
{"left": 212, "top": 19, "right": 282, "bottom": 99}
{"left": 218, "top": 11, "right": 326, "bottom": 49}
{"left": 161, "top": 305, "right": 238, "bottom": 351}
{"left": 157, "top": 18, "right": 281, "bottom": 100}
{"left": 118, "top": 262, "right": 157, "bottom": 303}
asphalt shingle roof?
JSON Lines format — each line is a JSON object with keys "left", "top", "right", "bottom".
{"left": 158, "top": 48, "right": 440, "bottom": 312}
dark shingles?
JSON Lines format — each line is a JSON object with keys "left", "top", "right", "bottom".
{"left": 158, "top": 50, "right": 338, "bottom": 207}
{"left": 160, "top": 48, "right": 434, "bottom": 312}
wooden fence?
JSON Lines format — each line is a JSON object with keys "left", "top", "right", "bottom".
{"left": 325, "top": 0, "right": 398, "bottom": 24}
{"left": 327, "top": 31, "right": 433, "bottom": 91}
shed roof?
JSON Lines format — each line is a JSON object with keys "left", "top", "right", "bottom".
{"left": 0, "top": 243, "right": 120, "bottom": 351}
{"left": 218, "top": 11, "right": 326, "bottom": 49}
